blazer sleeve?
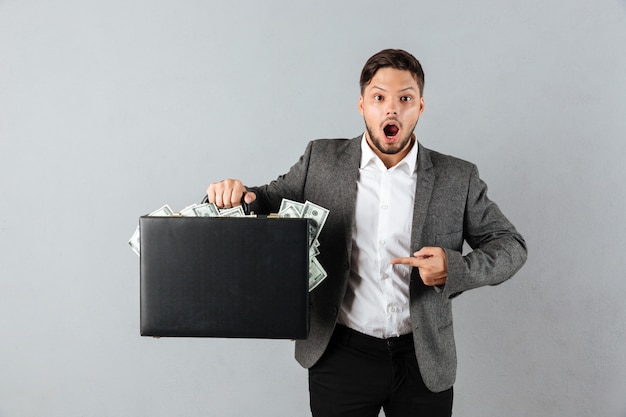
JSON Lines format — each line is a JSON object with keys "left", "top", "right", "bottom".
{"left": 246, "top": 141, "right": 314, "bottom": 214}
{"left": 442, "top": 164, "right": 528, "bottom": 299}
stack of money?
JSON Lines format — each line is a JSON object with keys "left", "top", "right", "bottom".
{"left": 179, "top": 202, "right": 247, "bottom": 218}
{"left": 277, "top": 199, "right": 329, "bottom": 291}
{"left": 128, "top": 199, "right": 330, "bottom": 291}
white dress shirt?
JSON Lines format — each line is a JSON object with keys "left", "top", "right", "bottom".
{"left": 338, "top": 134, "right": 418, "bottom": 338}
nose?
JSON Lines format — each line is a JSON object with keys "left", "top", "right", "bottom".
{"left": 385, "top": 99, "right": 399, "bottom": 115}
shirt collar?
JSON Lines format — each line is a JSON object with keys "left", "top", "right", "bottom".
{"left": 359, "top": 133, "right": 419, "bottom": 173}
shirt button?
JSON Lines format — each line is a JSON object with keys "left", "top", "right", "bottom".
{"left": 381, "top": 204, "right": 388, "bottom": 210}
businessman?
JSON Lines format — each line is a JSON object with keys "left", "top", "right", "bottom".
{"left": 206, "top": 49, "right": 527, "bottom": 417}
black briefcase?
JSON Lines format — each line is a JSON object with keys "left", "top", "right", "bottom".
{"left": 139, "top": 216, "right": 310, "bottom": 339}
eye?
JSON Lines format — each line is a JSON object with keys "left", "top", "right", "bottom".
{"left": 401, "top": 96, "right": 412, "bottom": 102}
{"left": 373, "top": 94, "right": 383, "bottom": 101}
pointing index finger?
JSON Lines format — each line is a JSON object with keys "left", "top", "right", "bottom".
{"left": 391, "top": 256, "right": 419, "bottom": 266}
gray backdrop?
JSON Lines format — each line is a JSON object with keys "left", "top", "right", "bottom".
{"left": 1, "top": 0, "right": 625, "bottom": 416}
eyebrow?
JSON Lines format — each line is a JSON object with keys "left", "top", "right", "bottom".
{"left": 370, "top": 85, "right": 417, "bottom": 93}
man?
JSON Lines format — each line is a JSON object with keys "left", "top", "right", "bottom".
{"left": 207, "top": 49, "right": 527, "bottom": 417}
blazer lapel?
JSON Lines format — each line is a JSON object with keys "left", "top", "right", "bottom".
{"left": 410, "top": 143, "right": 435, "bottom": 252}
{"left": 337, "top": 137, "right": 362, "bottom": 254}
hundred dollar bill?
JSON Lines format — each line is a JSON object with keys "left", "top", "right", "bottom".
{"left": 128, "top": 204, "right": 174, "bottom": 256}
{"left": 193, "top": 202, "right": 220, "bottom": 217}
{"left": 219, "top": 205, "right": 246, "bottom": 217}
{"left": 279, "top": 198, "right": 304, "bottom": 217}
{"left": 278, "top": 205, "right": 302, "bottom": 219}
{"left": 180, "top": 204, "right": 199, "bottom": 216}
{"left": 149, "top": 204, "right": 174, "bottom": 217}
{"left": 302, "top": 201, "right": 329, "bottom": 241}
{"left": 309, "top": 239, "right": 320, "bottom": 258}
{"left": 128, "top": 228, "right": 141, "bottom": 256}
{"left": 308, "top": 257, "right": 327, "bottom": 292}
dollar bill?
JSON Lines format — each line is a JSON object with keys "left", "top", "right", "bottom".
{"left": 308, "top": 257, "right": 327, "bottom": 292}
{"left": 277, "top": 205, "right": 302, "bottom": 219}
{"left": 302, "top": 201, "right": 329, "bottom": 241}
{"left": 128, "top": 227, "right": 141, "bottom": 256}
{"left": 149, "top": 204, "right": 174, "bottom": 217}
{"left": 279, "top": 198, "right": 304, "bottom": 217}
{"left": 219, "top": 205, "right": 246, "bottom": 217}
{"left": 307, "top": 220, "right": 320, "bottom": 247}
{"left": 193, "top": 202, "right": 220, "bottom": 217}
{"left": 128, "top": 204, "right": 174, "bottom": 256}
{"left": 180, "top": 204, "right": 199, "bottom": 216}
{"left": 309, "top": 239, "right": 320, "bottom": 258}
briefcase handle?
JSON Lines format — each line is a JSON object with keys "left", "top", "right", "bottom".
{"left": 201, "top": 195, "right": 250, "bottom": 215}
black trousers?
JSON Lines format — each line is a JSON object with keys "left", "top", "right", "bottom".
{"left": 308, "top": 324, "right": 453, "bottom": 417}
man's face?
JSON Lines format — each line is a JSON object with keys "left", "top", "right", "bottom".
{"left": 359, "top": 67, "right": 425, "bottom": 167}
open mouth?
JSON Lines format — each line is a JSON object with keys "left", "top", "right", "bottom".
{"left": 383, "top": 123, "right": 399, "bottom": 138}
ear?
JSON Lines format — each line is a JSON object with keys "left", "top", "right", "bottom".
{"left": 358, "top": 95, "right": 364, "bottom": 115}
{"left": 419, "top": 96, "right": 425, "bottom": 116}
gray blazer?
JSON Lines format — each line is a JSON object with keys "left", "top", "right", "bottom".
{"left": 249, "top": 136, "right": 527, "bottom": 393}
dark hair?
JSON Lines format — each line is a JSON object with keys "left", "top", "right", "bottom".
{"left": 359, "top": 49, "right": 425, "bottom": 96}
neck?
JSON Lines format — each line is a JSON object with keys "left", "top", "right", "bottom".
{"left": 377, "top": 135, "right": 415, "bottom": 169}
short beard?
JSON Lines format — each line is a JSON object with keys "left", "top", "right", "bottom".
{"left": 365, "top": 120, "right": 417, "bottom": 155}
